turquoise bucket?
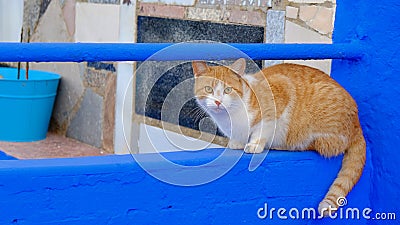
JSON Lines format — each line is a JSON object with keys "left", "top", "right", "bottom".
{"left": 0, "top": 67, "right": 60, "bottom": 142}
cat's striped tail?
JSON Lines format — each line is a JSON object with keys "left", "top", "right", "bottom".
{"left": 318, "top": 127, "right": 366, "bottom": 216}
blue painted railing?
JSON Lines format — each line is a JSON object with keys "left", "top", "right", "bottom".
{"left": 0, "top": 42, "right": 364, "bottom": 62}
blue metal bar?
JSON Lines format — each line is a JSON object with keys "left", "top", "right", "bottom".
{"left": 0, "top": 42, "right": 364, "bottom": 62}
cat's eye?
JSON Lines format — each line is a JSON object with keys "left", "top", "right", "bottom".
{"left": 205, "top": 86, "right": 213, "bottom": 93}
{"left": 224, "top": 87, "right": 233, "bottom": 94}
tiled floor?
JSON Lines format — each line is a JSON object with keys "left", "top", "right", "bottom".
{"left": 0, "top": 133, "right": 110, "bottom": 159}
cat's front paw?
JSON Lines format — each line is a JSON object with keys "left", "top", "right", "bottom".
{"left": 228, "top": 140, "right": 245, "bottom": 150}
{"left": 244, "top": 143, "right": 264, "bottom": 154}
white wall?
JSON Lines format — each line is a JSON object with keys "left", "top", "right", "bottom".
{"left": 75, "top": 2, "right": 120, "bottom": 42}
{"left": 138, "top": 124, "right": 223, "bottom": 154}
{"left": 0, "top": 0, "right": 24, "bottom": 42}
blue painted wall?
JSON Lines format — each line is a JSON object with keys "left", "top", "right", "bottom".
{"left": 0, "top": 151, "right": 16, "bottom": 160}
{"left": 0, "top": 150, "right": 372, "bottom": 224}
{"left": 332, "top": 0, "right": 400, "bottom": 220}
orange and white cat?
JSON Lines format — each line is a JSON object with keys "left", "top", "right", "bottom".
{"left": 192, "top": 58, "right": 366, "bottom": 216}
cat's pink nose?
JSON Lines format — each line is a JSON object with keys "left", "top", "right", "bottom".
{"left": 215, "top": 100, "right": 221, "bottom": 107}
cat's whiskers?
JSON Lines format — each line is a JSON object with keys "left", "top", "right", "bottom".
{"left": 187, "top": 106, "right": 209, "bottom": 123}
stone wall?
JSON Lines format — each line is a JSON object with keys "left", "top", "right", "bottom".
{"left": 22, "top": 0, "right": 117, "bottom": 153}
{"left": 19, "top": 0, "right": 336, "bottom": 153}
{"left": 284, "top": 0, "right": 335, "bottom": 72}
{"left": 136, "top": 0, "right": 335, "bottom": 73}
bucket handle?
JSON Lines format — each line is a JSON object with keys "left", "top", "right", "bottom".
{"left": 17, "top": 27, "right": 30, "bottom": 80}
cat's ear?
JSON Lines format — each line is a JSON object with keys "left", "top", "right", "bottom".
{"left": 230, "top": 58, "right": 246, "bottom": 76}
{"left": 192, "top": 61, "right": 209, "bottom": 76}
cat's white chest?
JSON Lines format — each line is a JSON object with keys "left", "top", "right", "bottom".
{"left": 209, "top": 108, "right": 251, "bottom": 143}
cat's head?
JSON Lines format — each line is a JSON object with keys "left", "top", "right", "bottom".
{"left": 192, "top": 58, "right": 248, "bottom": 114}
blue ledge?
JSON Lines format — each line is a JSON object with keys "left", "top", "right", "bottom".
{"left": 0, "top": 151, "right": 17, "bottom": 160}
{"left": 0, "top": 149, "right": 371, "bottom": 225}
